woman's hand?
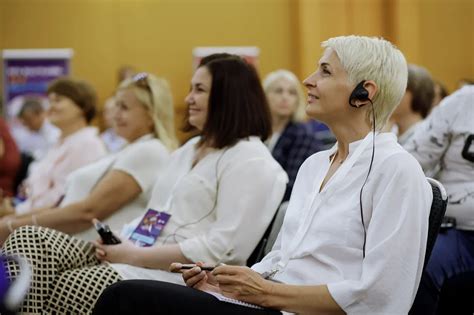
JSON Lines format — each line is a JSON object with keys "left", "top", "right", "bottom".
{"left": 93, "top": 236, "right": 139, "bottom": 265}
{"left": 212, "top": 265, "right": 274, "bottom": 307}
{"left": 178, "top": 262, "right": 221, "bottom": 293}
{"left": 0, "top": 196, "right": 15, "bottom": 218}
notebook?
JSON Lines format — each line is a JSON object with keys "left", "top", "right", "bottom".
{"left": 205, "top": 291, "right": 264, "bottom": 309}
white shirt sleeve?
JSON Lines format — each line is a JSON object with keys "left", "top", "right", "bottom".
{"left": 113, "top": 141, "right": 170, "bottom": 192}
{"left": 327, "top": 153, "right": 432, "bottom": 314}
{"left": 403, "top": 100, "right": 454, "bottom": 172}
{"left": 179, "top": 157, "right": 287, "bottom": 265}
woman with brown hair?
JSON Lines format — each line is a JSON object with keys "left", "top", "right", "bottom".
{"left": 13, "top": 78, "right": 107, "bottom": 214}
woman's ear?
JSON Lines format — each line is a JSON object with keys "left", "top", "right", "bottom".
{"left": 363, "top": 80, "right": 378, "bottom": 103}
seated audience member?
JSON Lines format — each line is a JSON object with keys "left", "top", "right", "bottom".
{"left": 0, "top": 117, "right": 20, "bottom": 198}
{"left": 391, "top": 64, "right": 435, "bottom": 145}
{"left": 16, "top": 97, "right": 60, "bottom": 160}
{"left": 13, "top": 78, "right": 107, "bottom": 214}
{"left": 93, "top": 36, "right": 432, "bottom": 315}
{"left": 101, "top": 97, "right": 127, "bottom": 152}
{"left": 2, "top": 54, "right": 287, "bottom": 314}
{"left": 432, "top": 80, "right": 449, "bottom": 107}
{"left": 263, "top": 70, "right": 323, "bottom": 201}
{"left": 0, "top": 73, "right": 176, "bottom": 242}
{"left": 406, "top": 85, "right": 474, "bottom": 314}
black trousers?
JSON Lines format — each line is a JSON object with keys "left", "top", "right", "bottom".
{"left": 92, "top": 280, "right": 282, "bottom": 315}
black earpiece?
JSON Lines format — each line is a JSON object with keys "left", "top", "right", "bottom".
{"left": 349, "top": 80, "right": 370, "bottom": 108}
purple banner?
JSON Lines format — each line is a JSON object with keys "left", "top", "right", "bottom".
{"left": 3, "top": 58, "right": 69, "bottom": 120}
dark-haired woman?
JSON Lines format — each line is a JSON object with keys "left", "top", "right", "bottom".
{"left": 1, "top": 54, "right": 287, "bottom": 314}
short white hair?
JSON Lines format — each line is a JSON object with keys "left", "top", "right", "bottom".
{"left": 263, "top": 69, "right": 307, "bottom": 122}
{"left": 322, "top": 35, "right": 408, "bottom": 130}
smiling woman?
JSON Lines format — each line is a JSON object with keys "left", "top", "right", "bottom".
{"left": 12, "top": 78, "right": 107, "bottom": 214}
{"left": 185, "top": 66, "right": 211, "bottom": 132}
{"left": 0, "top": 73, "right": 176, "bottom": 243}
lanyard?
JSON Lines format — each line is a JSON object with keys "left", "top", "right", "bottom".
{"left": 271, "top": 132, "right": 375, "bottom": 274}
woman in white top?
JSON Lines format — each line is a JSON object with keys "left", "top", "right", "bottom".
{"left": 2, "top": 55, "right": 287, "bottom": 314}
{"left": 93, "top": 36, "right": 432, "bottom": 315}
{"left": 13, "top": 78, "right": 107, "bottom": 214}
{"left": 0, "top": 73, "right": 177, "bottom": 314}
{"left": 0, "top": 73, "right": 177, "bottom": 243}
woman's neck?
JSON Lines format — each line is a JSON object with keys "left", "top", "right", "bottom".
{"left": 193, "top": 142, "right": 216, "bottom": 167}
{"left": 125, "top": 130, "right": 153, "bottom": 143}
{"left": 59, "top": 120, "right": 88, "bottom": 139}
{"left": 331, "top": 121, "right": 371, "bottom": 162}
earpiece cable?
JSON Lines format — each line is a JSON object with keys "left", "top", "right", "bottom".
{"left": 359, "top": 99, "right": 376, "bottom": 258}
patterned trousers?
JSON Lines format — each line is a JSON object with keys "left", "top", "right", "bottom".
{"left": 2, "top": 226, "right": 122, "bottom": 314}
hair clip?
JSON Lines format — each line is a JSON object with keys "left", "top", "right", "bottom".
{"left": 132, "top": 72, "right": 148, "bottom": 82}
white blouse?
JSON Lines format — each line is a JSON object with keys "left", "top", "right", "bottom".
{"left": 60, "top": 134, "right": 170, "bottom": 241}
{"left": 252, "top": 132, "right": 432, "bottom": 314}
{"left": 112, "top": 136, "right": 288, "bottom": 282}
{"left": 404, "top": 85, "right": 474, "bottom": 230}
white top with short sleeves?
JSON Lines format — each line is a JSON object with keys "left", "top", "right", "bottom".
{"left": 252, "top": 132, "right": 432, "bottom": 315}
{"left": 61, "top": 134, "right": 170, "bottom": 241}
{"left": 16, "top": 127, "right": 106, "bottom": 214}
{"left": 404, "top": 85, "right": 474, "bottom": 230}
{"left": 111, "top": 136, "right": 288, "bottom": 283}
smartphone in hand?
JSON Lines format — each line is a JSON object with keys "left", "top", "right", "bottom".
{"left": 93, "top": 219, "right": 121, "bottom": 245}
{"left": 169, "top": 262, "right": 216, "bottom": 273}
{"left": 180, "top": 264, "right": 215, "bottom": 271}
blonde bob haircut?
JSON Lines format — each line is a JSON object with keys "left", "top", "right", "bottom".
{"left": 322, "top": 35, "right": 408, "bottom": 130}
{"left": 263, "top": 69, "right": 307, "bottom": 123}
{"left": 118, "top": 73, "right": 178, "bottom": 150}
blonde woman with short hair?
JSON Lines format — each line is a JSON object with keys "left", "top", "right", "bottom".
{"left": 96, "top": 36, "right": 432, "bottom": 315}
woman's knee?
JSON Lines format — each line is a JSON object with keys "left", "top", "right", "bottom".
{"left": 4, "top": 225, "right": 42, "bottom": 249}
